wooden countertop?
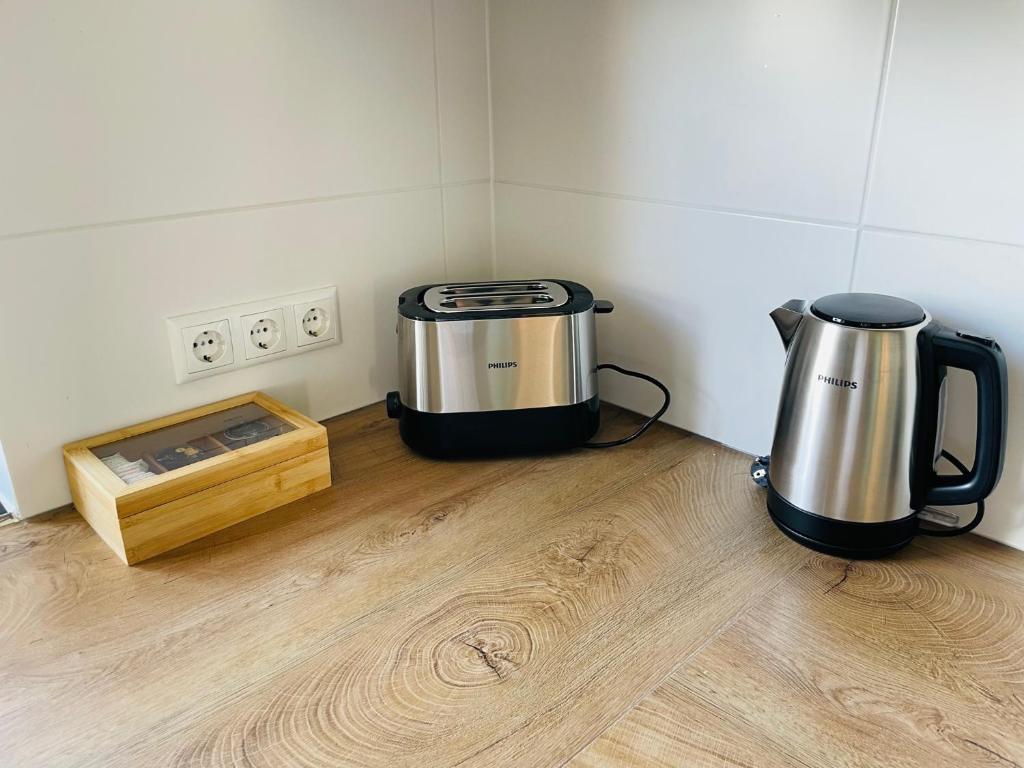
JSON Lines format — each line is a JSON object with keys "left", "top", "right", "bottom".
{"left": 2, "top": 403, "right": 1022, "bottom": 767}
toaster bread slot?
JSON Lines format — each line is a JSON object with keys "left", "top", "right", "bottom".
{"left": 439, "top": 283, "right": 547, "bottom": 295}
{"left": 440, "top": 293, "right": 555, "bottom": 310}
{"left": 423, "top": 280, "right": 570, "bottom": 314}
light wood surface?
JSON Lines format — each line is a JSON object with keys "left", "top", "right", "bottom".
{"left": 5, "top": 403, "right": 1023, "bottom": 767}
{"left": 571, "top": 546, "right": 1024, "bottom": 768}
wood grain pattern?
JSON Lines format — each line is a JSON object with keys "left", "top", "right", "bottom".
{"left": 4, "top": 402, "right": 1024, "bottom": 768}
{"left": 115, "top": 441, "right": 806, "bottom": 768}
{"left": 572, "top": 546, "right": 1024, "bottom": 768}
{"left": 62, "top": 453, "right": 127, "bottom": 562}
{"left": 569, "top": 676, "right": 805, "bottom": 768}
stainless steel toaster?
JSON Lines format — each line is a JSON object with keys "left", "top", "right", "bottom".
{"left": 385, "top": 279, "right": 614, "bottom": 456}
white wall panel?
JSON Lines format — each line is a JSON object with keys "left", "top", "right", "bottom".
{"left": 491, "top": 0, "right": 891, "bottom": 222}
{"left": 436, "top": 0, "right": 491, "bottom": 182}
{"left": 866, "top": 0, "right": 1024, "bottom": 245}
{"left": 443, "top": 182, "right": 494, "bottom": 281}
{"left": 0, "top": 1, "right": 440, "bottom": 236}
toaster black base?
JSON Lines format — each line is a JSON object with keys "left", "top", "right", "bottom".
{"left": 389, "top": 396, "right": 600, "bottom": 458}
{"left": 767, "top": 484, "right": 918, "bottom": 559}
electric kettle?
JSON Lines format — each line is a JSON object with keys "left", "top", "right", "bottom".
{"left": 764, "top": 292, "right": 1007, "bottom": 558}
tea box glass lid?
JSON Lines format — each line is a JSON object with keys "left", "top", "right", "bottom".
{"left": 90, "top": 402, "right": 295, "bottom": 484}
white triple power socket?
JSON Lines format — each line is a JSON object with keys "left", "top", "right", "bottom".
{"left": 166, "top": 286, "right": 340, "bottom": 383}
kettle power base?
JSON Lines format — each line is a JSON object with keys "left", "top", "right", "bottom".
{"left": 767, "top": 484, "right": 918, "bottom": 559}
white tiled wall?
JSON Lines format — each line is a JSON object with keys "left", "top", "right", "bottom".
{"left": 0, "top": 0, "right": 492, "bottom": 518}
{"left": 0, "top": 1, "right": 444, "bottom": 236}
{"left": 490, "top": 0, "right": 1024, "bottom": 549}
{"left": 443, "top": 181, "right": 496, "bottom": 281}
{"left": 865, "top": 0, "right": 1024, "bottom": 246}
{"left": 491, "top": 0, "right": 891, "bottom": 223}
{"left": 435, "top": 0, "right": 493, "bottom": 186}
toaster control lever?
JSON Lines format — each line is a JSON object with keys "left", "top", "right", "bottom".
{"left": 594, "top": 300, "right": 614, "bottom": 314}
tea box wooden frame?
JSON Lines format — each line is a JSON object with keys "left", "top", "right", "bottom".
{"left": 63, "top": 392, "right": 331, "bottom": 564}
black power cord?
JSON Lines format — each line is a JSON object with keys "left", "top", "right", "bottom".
{"left": 918, "top": 449, "right": 985, "bottom": 537}
{"left": 584, "top": 363, "right": 671, "bottom": 448}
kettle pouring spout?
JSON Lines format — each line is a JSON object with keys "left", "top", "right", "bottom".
{"left": 770, "top": 299, "right": 809, "bottom": 351}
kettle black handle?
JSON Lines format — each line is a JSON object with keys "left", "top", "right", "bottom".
{"left": 925, "top": 327, "right": 1008, "bottom": 506}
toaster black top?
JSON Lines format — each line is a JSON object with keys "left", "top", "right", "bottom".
{"left": 398, "top": 279, "right": 597, "bottom": 322}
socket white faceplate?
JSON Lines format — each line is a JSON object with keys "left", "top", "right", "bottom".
{"left": 166, "top": 286, "right": 339, "bottom": 383}
{"left": 294, "top": 302, "right": 337, "bottom": 347}
{"left": 182, "top": 319, "right": 234, "bottom": 373}
{"left": 241, "top": 308, "right": 287, "bottom": 360}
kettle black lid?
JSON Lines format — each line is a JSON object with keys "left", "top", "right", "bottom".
{"left": 810, "top": 293, "right": 925, "bottom": 329}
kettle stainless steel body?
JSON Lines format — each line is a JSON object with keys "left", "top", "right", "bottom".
{"left": 767, "top": 293, "right": 1007, "bottom": 557}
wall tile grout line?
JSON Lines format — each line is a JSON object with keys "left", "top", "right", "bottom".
{"left": 429, "top": 0, "right": 449, "bottom": 280}
{"left": 860, "top": 223, "right": 1024, "bottom": 252}
{"left": 485, "top": 0, "right": 499, "bottom": 280}
{"left": 0, "top": 179, "right": 490, "bottom": 243}
{"left": 494, "top": 179, "right": 1024, "bottom": 255}
{"left": 848, "top": 0, "right": 901, "bottom": 291}
{"left": 495, "top": 178, "right": 861, "bottom": 231}
{"left": 442, "top": 178, "right": 492, "bottom": 189}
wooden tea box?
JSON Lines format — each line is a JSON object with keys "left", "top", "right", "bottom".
{"left": 63, "top": 392, "right": 331, "bottom": 564}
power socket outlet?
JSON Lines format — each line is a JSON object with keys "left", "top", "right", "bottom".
{"left": 182, "top": 320, "right": 234, "bottom": 374}
{"left": 294, "top": 300, "right": 337, "bottom": 347}
{"left": 166, "top": 286, "right": 340, "bottom": 383}
{"left": 241, "top": 308, "right": 286, "bottom": 359}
